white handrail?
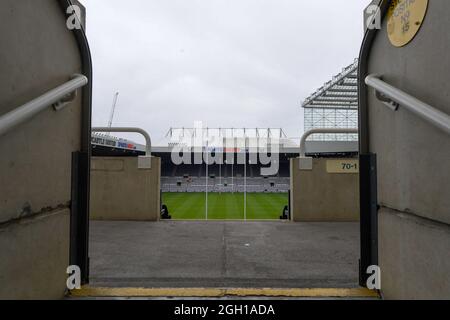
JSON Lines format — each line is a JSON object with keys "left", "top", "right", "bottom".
{"left": 92, "top": 127, "right": 152, "bottom": 157}
{"left": 300, "top": 128, "right": 359, "bottom": 157}
{"left": 365, "top": 74, "right": 450, "bottom": 135}
{"left": 0, "top": 74, "right": 88, "bottom": 137}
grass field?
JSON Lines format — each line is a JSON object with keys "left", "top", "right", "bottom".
{"left": 162, "top": 192, "right": 288, "bottom": 220}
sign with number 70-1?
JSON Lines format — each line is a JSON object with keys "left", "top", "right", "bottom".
{"left": 326, "top": 160, "right": 359, "bottom": 174}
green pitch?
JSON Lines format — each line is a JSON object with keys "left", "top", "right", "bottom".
{"left": 162, "top": 192, "right": 288, "bottom": 220}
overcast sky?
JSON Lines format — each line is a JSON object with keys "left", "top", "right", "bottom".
{"left": 81, "top": 0, "right": 369, "bottom": 145}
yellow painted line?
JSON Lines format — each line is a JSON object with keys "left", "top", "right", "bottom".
{"left": 166, "top": 219, "right": 288, "bottom": 223}
{"left": 70, "top": 286, "right": 379, "bottom": 298}
{"left": 226, "top": 288, "right": 378, "bottom": 298}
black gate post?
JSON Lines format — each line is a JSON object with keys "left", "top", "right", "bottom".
{"left": 359, "top": 153, "right": 378, "bottom": 287}
{"left": 288, "top": 189, "right": 291, "bottom": 220}
{"left": 70, "top": 151, "right": 90, "bottom": 285}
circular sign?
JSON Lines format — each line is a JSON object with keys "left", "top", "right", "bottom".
{"left": 387, "top": 0, "right": 429, "bottom": 47}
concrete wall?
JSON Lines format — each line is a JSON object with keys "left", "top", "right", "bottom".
{"left": 290, "top": 158, "right": 359, "bottom": 222}
{"left": 0, "top": 1, "right": 85, "bottom": 299}
{"left": 0, "top": 210, "right": 70, "bottom": 300}
{"left": 90, "top": 157, "right": 161, "bottom": 221}
{"left": 365, "top": 0, "right": 450, "bottom": 299}
{"left": 378, "top": 208, "right": 450, "bottom": 300}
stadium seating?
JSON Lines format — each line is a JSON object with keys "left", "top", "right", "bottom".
{"left": 161, "top": 176, "right": 289, "bottom": 193}
{"left": 160, "top": 158, "right": 290, "bottom": 193}
{"left": 161, "top": 163, "right": 290, "bottom": 178}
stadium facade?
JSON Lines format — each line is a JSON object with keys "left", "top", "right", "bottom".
{"left": 302, "top": 59, "right": 359, "bottom": 141}
{"left": 92, "top": 133, "right": 357, "bottom": 195}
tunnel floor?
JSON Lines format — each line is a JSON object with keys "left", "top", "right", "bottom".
{"left": 89, "top": 221, "right": 359, "bottom": 288}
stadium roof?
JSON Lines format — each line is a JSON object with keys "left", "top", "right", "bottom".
{"left": 165, "top": 127, "right": 288, "bottom": 139}
{"left": 162, "top": 127, "right": 298, "bottom": 149}
{"left": 301, "top": 59, "right": 358, "bottom": 110}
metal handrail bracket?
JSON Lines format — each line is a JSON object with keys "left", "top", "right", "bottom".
{"left": 0, "top": 74, "right": 88, "bottom": 137}
{"left": 299, "top": 128, "right": 359, "bottom": 170}
{"left": 91, "top": 127, "right": 152, "bottom": 169}
{"left": 366, "top": 74, "right": 450, "bottom": 135}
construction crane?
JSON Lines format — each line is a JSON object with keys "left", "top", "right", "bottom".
{"left": 107, "top": 92, "right": 119, "bottom": 135}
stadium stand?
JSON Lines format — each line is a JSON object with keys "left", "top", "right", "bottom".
{"left": 161, "top": 163, "right": 290, "bottom": 178}
{"left": 161, "top": 176, "right": 290, "bottom": 193}
{"left": 92, "top": 127, "right": 358, "bottom": 195}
